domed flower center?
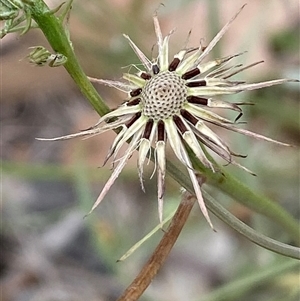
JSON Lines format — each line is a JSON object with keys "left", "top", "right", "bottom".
{"left": 141, "top": 71, "right": 187, "bottom": 120}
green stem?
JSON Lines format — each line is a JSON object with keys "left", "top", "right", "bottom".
{"left": 167, "top": 160, "right": 300, "bottom": 255}
{"left": 202, "top": 191, "right": 300, "bottom": 259}
{"left": 27, "top": 1, "right": 299, "bottom": 245}
{"left": 189, "top": 151, "right": 300, "bottom": 245}
{"left": 29, "top": 0, "right": 109, "bottom": 116}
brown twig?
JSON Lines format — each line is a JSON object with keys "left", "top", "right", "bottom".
{"left": 116, "top": 192, "right": 196, "bottom": 301}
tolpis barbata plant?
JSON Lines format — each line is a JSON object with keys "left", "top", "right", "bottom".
{"left": 37, "top": 5, "right": 296, "bottom": 229}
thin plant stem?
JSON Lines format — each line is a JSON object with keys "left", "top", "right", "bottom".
{"left": 167, "top": 158, "right": 300, "bottom": 250}
{"left": 116, "top": 192, "right": 196, "bottom": 301}
{"left": 187, "top": 149, "right": 300, "bottom": 246}
{"left": 202, "top": 190, "right": 300, "bottom": 259}
{"left": 29, "top": 0, "right": 109, "bottom": 117}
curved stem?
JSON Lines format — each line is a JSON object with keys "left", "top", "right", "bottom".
{"left": 167, "top": 160, "right": 300, "bottom": 259}
{"left": 203, "top": 191, "right": 300, "bottom": 259}
{"left": 188, "top": 149, "right": 300, "bottom": 245}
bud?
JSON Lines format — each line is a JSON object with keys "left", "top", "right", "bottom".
{"left": 27, "top": 46, "right": 67, "bottom": 67}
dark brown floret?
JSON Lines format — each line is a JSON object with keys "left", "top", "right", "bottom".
{"left": 143, "top": 119, "right": 154, "bottom": 139}
{"left": 168, "top": 58, "right": 180, "bottom": 72}
{"left": 186, "top": 80, "right": 206, "bottom": 87}
{"left": 130, "top": 88, "right": 142, "bottom": 97}
{"left": 127, "top": 98, "right": 141, "bottom": 106}
{"left": 180, "top": 109, "right": 198, "bottom": 125}
{"left": 173, "top": 115, "right": 187, "bottom": 134}
{"left": 140, "top": 72, "right": 152, "bottom": 80}
{"left": 152, "top": 64, "right": 160, "bottom": 74}
{"left": 182, "top": 68, "right": 201, "bottom": 80}
{"left": 125, "top": 112, "right": 141, "bottom": 128}
{"left": 157, "top": 120, "right": 165, "bottom": 141}
{"left": 186, "top": 96, "right": 208, "bottom": 105}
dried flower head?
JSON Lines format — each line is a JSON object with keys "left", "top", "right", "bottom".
{"left": 38, "top": 5, "right": 295, "bottom": 228}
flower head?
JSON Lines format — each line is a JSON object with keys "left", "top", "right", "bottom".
{"left": 39, "top": 5, "right": 295, "bottom": 228}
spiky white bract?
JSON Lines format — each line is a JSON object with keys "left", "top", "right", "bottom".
{"left": 38, "top": 5, "right": 295, "bottom": 228}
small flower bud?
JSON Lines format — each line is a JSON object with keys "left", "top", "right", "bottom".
{"left": 27, "top": 46, "right": 67, "bottom": 67}
{"left": 48, "top": 53, "right": 68, "bottom": 67}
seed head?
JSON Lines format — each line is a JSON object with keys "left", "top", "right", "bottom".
{"left": 38, "top": 5, "right": 296, "bottom": 228}
{"left": 142, "top": 71, "right": 187, "bottom": 120}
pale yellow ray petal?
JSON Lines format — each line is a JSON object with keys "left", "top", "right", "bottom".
{"left": 179, "top": 117, "right": 215, "bottom": 171}
{"left": 195, "top": 4, "right": 246, "bottom": 65}
{"left": 221, "top": 124, "right": 292, "bottom": 147}
{"left": 123, "top": 34, "right": 152, "bottom": 71}
{"left": 113, "top": 115, "right": 148, "bottom": 157}
{"left": 156, "top": 140, "right": 166, "bottom": 225}
{"left": 157, "top": 167, "right": 165, "bottom": 225}
{"left": 176, "top": 48, "right": 203, "bottom": 74}
{"left": 184, "top": 103, "right": 235, "bottom": 124}
{"left": 88, "top": 77, "right": 135, "bottom": 92}
{"left": 164, "top": 118, "right": 190, "bottom": 167}
{"left": 123, "top": 73, "right": 146, "bottom": 88}
{"left": 180, "top": 144, "right": 214, "bottom": 229}
{"left": 137, "top": 123, "right": 157, "bottom": 191}
{"left": 137, "top": 138, "right": 151, "bottom": 192}
{"left": 198, "top": 52, "right": 245, "bottom": 74}
{"left": 206, "top": 98, "right": 242, "bottom": 113}
{"left": 86, "top": 128, "right": 144, "bottom": 216}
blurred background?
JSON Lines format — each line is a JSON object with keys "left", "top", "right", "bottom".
{"left": 1, "top": 0, "right": 299, "bottom": 300}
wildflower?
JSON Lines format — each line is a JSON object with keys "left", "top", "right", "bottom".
{"left": 38, "top": 5, "right": 295, "bottom": 228}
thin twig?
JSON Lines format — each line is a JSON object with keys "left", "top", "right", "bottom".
{"left": 116, "top": 192, "right": 196, "bottom": 301}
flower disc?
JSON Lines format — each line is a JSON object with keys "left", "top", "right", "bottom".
{"left": 141, "top": 71, "right": 187, "bottom": 120}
